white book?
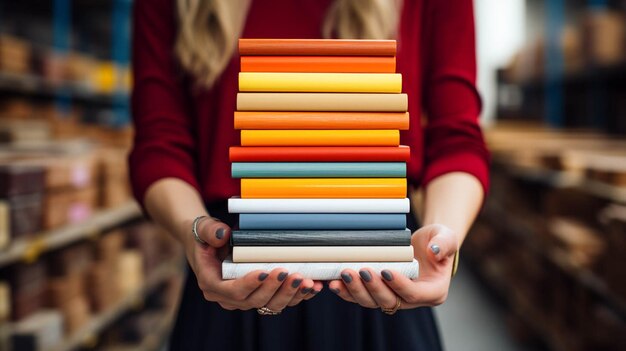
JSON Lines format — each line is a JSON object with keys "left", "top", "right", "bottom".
{"left": 232, "top": 246, "right": 414, "bottom": 263}
{"left": 228, "top": 198, "right": 410, "bottom": 213}
{"left": 222, "top": 257, "right": 419, "bottom": 280}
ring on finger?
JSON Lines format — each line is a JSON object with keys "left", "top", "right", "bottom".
{"left": 381, "top": 296, "right": 402, "bottom": 315}
{"left": 192, "top": 215, "right": 209, "bottom": 245}
{"left": 257, "top": 306, "right": 282, "bottom": 316}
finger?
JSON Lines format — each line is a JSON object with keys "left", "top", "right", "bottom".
{"left": 381, "top": 269, "right": 449, "bottom": 306}
{"left": 197, "top": 217, "right": 231, "bottom": 248}
{"left": 286, "top": 279, "right": 316, "bottom": 307}
{"left": 339, "top": 270, "right": 377, "bottom": 308}
{"left": 327, "top": 280, "right": 357, "bottom": 303}
{"left": 245, "top": 268, "right": 289, "bottom": 308}
{"left": 357, "top": 269, "right": 398, "bottom": 309}
{"left": 215, "top": 269, "right": 268, "bottom": 301}
{"left": 265, "top": 274, "right": 305, "bottom": 312}
{"left": 302, "top": 281, "right": 324, "bottom": 301}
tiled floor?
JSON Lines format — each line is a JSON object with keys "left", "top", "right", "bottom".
{"left": 436, "top": 265, "right": 528, "bottom": 351}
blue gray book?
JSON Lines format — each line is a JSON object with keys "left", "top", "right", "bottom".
{"left": 238, "top": 213, "right": 407, "bottom": 230}
{"left": 231, "top": 162, "right": 406, "bottom": 178}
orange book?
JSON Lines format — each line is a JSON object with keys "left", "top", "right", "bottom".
{"left": 241, "top": 178, "right": 407, "bottom": 198}
{"left": 240, "top": 56, "right": 396, "bottom": 73}
{"left": 234, "top": 112, "right": 409, "bottom": 130}
{"left": 240, "top": 130, "right": 399, "bottom": 146}
{"left": 239, "top": 39, "right": 396, "bottom": 56}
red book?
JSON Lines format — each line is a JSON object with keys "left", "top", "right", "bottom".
{"left": 238, "top": 39, "right": 396, "bottom": 56}
{"left": 229, "top": 146, "right": 410, "bottom": 162}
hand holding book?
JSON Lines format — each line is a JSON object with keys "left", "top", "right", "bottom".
{"left": 186, "top": 216, "right": 324, "bottom": 311}
{"left": 328, "top": 224, "right": 458, "bottom": 310}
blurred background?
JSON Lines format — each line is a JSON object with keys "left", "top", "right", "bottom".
{"left": 0, "top": 0, "right": 624, "bottom": 350}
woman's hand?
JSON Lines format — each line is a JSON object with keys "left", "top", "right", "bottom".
{"left": 328, "top": 224, "right": 458, "bottom": 310}
{"left": 182, "top": 217, "right": 324, "bottom": 311}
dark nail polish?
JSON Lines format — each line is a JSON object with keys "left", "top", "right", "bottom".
{"left": 330, "top": 288, "right": 340, "bottom": 294}
{"left": 301, "top": 287, "right": 312, "bottom": 294}
{"left": 311, "top": 289, "right": 320, "bottom": 295}
{"left": 216, "top": 228, "right": 225, "bottom": 239}
{"left": 381, "top": 270, "right": 393, "bottom": 281}
{"left": 341, "top": 272, "right": 352, "bottom": 283}
{"left": 359, "top": 270, "right": 372, "bottom": 282}
{"left": 292, "top": 279, "right": 302, "bottom": 288}
{"left": 430, "top": 244, "right": 440, "bottom": 255}
{"left": 277, "top": 272, "right": 288, "bottom": 281}
{"left": 258, "top": 273, "right": 268, "bottom": 281}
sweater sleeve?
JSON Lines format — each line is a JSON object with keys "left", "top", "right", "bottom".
{"left": 128, "top": 0, "right": 201, "bottom": 207}
{"left": 420, "top": 0, "right": 490, "bottom": 193}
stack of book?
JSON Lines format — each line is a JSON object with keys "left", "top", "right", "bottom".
{"left": 223, "top": 39, "right": 419, "bottom": 280}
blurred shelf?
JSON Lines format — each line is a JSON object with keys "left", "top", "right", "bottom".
{"left": 0, "top": 201, "right": 142, "bottom": 268}
{"left": 51, "top": 255, "right": 183, "bottom": 351}
{"left": 132, "top": 311, "right": 177, "bottom": 351}
{"left": 0, "top": 71, "right": 129, "bottom": 105}
{"left": 496, "top": 161, "right": 626, "bottom": 204}
{"left": 483, "top": 203, "right": 626, "bottom": 320}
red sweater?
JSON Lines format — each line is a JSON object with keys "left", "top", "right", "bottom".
{"left": 129, "top": 0, "right": 490, "bottom": 208}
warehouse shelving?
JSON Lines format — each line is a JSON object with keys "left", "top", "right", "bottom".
{"left": 50, "top": 255, "right": 183, "bottom": 351}
{"left": 0, "top": 201, "right": 141, "bottom": 268}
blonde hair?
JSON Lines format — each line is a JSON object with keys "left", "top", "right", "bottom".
{"left": 175, "top": 0, "right": 402, "bottom": 87}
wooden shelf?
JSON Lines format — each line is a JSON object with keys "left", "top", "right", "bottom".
{"left": 0, "top": 202, "right": 142, "bottom": 268}
{"left": 51, "top": 256, "right": 184, "bottom": 351}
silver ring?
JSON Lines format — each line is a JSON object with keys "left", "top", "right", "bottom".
{"left": 192, "top": 215, "right": 209, "bottom": 245}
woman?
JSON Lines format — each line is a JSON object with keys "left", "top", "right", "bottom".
{"left": 129, "top": 0, "right": 489, "bottom": 350}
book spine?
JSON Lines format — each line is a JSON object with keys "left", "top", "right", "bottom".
{"left": 228, "top": 198, "right": 411, "bottom": 213}
{"left": 238, "top": 39, "right": 397, "bottom": 56}
{"left": 240, "top": 130, "right": 399, "bottom": 147}
{"left": 240, "top": 178, "right": 407, "bottom": 199}
{"left": 237, "top": 93, "right": 408, "bottom": 112}
{"left": 238, "top": 214, "right": 407, "bottom": 231}
{"left": 229, "top": 146, "right": 411, "bottom": 162}
{"left": 222, "top": 258, "right": 419, "bottom": 280}
{"left": 232, "top": 246, "right": 414, "bottom": 263}
{"left": 231, "top": 162, "right": 406, "bottom": 178}
{"left": 239, "top": 73, "right": 402, "bottom": 93}
{"left": 240, "top": 56, "right": 396, "bottom": 73}
{"left": 234, "top": 111, "right": 409, "bottom": 130}
{"left": 232, "top": 228, "right": 411, "bottom": 245}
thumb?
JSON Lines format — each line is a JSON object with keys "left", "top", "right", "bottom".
{"left": 415, "top": 224, "right": 458, "bottom": 262}
{"left": 197, "top": 217, "right": 232, "bottom": 249}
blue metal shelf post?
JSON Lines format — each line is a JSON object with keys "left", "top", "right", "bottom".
{"left": 544, "top": 0, "right": 565, "bottom": 127}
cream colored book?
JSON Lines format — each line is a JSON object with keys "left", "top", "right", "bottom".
{"left": 232, "top": 246, "right": 414, "bottom": 263}
{"left": 237, "top": 93, "right": 408, "bottom": 112}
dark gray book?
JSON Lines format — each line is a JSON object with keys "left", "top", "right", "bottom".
{"left": 231, "top": 229, "right": 411, "bottom": 246}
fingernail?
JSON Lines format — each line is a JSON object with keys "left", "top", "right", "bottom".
{"left": 292, "top": 279, "right": 302, "bottom": 288}
{"left": 258, "top": 273, "right": 268, "bottom": 281}
{"left": 301, "top": 287, "right": 312, "bottom": 294}
{"left": 430, "top": 244, "right": 440, "bottom": 255}
{"left": 341, "top": 272, "right": 352, "bottom": 283}
{"left": 381, "top": 270, "right": 393, "bottom": 281}
{"left": 330, "top": 288, "right": 340, "bottom": 294}
{"left": 277, "top": 272, "right": 288, "bottom": 281}
{"left": 359, "top": 270, "right": 372, "bottom": 282}
{"left": 311, "top": 289, "right": 320, "bottom": 295}
{"left": 216, "top": 228, "right": 225, "bottom": 239}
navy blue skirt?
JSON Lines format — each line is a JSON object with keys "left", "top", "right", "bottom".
{"left": 168, "top": 202, "right": 443, "bottom": 351}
